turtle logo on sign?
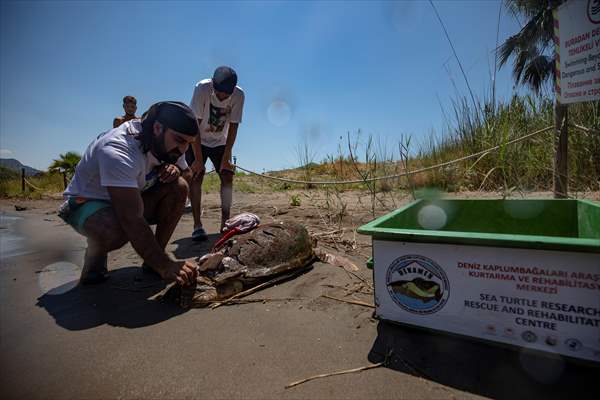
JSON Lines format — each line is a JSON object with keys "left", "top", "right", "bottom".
{"left": 589, "top": 0, "right": 600, "bottom": 24}
{"left": 386, "top": 255, "right": 450, "bottom": 315}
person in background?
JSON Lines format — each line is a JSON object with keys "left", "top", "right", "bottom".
{"left": 59, "top": 101, "right": 199, "bottom": 285}
{"left": 186, "top": 66, "right": 245, "bottom": 241}
{"left": 113, "top": 95, "right": 139, "bottom": 128}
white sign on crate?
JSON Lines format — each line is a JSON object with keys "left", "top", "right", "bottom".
{"left": 554, "top": 0, "right": 600, "bottom": 103}
{"left": 373, "top": 240, "right": 600, "bottom": 362}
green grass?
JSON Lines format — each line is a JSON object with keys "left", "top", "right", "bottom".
{"left": 290, "top": 194, "right": 301, "bottom": 206}
{"left": 0, "top": 171, "right": 65, "bottom": 199}
{"left": 413, "top": 96, "right": 600, "bottom": 193}
{"left": 3, "top": 95, "right": 598, "bottom": 199}
{"left": 196, "top": 170, "right": 260, "bottom": 194}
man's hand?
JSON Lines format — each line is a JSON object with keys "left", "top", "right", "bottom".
{"left": 190, "top": 160, "right": 206, "bottom": 181}
{"left": 158, "top": 164, "right": 181, "bottom": 183}
{"left": 220, "top": 159, "right": 235, "bottom": 174}
{"left": 162, "top": 259, "right": 199, "bottom": 286}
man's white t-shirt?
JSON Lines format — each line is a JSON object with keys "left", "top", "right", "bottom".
{"left": 64, "top": 120, "right": 188, "bottom": 201}
{"left": 189, "top": 79, "right": 244, "bottom": 148}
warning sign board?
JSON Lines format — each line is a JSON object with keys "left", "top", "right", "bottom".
{"left": 554, "top": 0, "right": 600, "bottom": 103}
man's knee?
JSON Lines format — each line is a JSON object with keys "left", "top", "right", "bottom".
{"left": 168, "top": 176, "right": 189, "bottom": 202}
{"left": 192, "top": 171, "right": 205, "bottom": 185}
{"left": 98, "top": 235, "right": 129, "bottom": 252}
{"left": 84, "top": 208, "right": 128, "bottom": 252}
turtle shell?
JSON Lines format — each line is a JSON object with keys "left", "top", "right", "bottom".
{"left": 225, "top": 221, "right": 316, "bottom": 283}
{"left": 156, "top": 221, "right": 317, "bottom": 308}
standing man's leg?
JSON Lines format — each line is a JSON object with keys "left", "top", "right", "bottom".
{"left": 209, "top": 145, "right": 234, "bottom": 231}
{"left": 185, "top": 147, "right": 208, "bottom": 241}
{"left": 189, "top": 173, "right": 205, "bottom": 234}
{"left": 219, "top": 170, "right": 234, "bottom": 230}
{"left": 185, "top": 144, "right": 233, "bottom": 235}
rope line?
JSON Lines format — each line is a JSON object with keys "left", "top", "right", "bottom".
{"left": 571, "top": 123, "right": 600, "bottom": 135}
{"left": 20, "top": 124, "right": 566, "bottom": 191}
{"left": 24, "top": 178, "right": 44, "bottom": 192}
{"left": 234, "top": 125, "right": 554, "bottom": 186}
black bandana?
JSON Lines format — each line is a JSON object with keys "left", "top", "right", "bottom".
{"left": 139, "top": 101, "right": 198, "bottom": 155}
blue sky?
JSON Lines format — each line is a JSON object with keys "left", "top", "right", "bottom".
{"left": 0, "top": 0, "right": 522, "bottom": 172}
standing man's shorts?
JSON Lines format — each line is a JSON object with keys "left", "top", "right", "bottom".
{"left": 186, "top": 145, "right": 230, "bottom": 174}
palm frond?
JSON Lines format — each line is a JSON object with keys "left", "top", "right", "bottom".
{"left": 48, "top": 152, "right": 81, "bottom": 175}
{"left": 498, "top": 0, "right": 564, "bottom": 94}
{"left": 522, "top": 54, "right": 554, "bottom": 93}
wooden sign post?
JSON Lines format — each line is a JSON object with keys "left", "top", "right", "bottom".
{"left": 553, "top": 102, "right": 568, "bottom": 198}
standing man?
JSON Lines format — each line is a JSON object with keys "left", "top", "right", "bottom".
{"left": 60, "top": 101, "right": 199, "bottom": 285}
{"left": 113, "top": 95, "right": 139, "bottom": 128}
{"left": 187, "top": 66, "right": 245, "bottom": 241}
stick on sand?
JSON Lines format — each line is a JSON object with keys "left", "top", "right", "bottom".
{"left": 210, "top": 265, "right": 312, "bottom": 309}
{"left": 205, "top": 297, "right": 304, "bottom": 305}
{"left": 286, "top": 349, "right": 393, "bottom": 389}
{"left": 285, "top": 362, "right": 385, "bottom": 389}
{"left": 321, "top": 294, "right": 375, "bottom": 308}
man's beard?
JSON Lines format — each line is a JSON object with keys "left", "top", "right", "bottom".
{"left": 151, "top": 131, "right": 182, "bottom": 164}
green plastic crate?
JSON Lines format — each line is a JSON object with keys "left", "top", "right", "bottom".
{"left": 358, "top": 199, "right": 600, "bottom": 253}
{"left": 358, "top": 198, "right": 600, "bottom": 363}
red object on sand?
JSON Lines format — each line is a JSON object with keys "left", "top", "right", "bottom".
{"left": 211, "top": 227, "right": 241, "bottom": 252}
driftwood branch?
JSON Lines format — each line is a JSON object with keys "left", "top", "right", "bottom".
{"left": 315, "top": 248, "right": 360, "bottom": 272}
{"left": 285, "top": 362, "right": 384, "bottom": 389}
{"left": 205, "top": 297, "right": 305, "bottom": 305}
{"left": 210, "top": 265, "right": 312, "bottom": 309}
{"left": 321, "top": 294, "right": 374, "bottom": 308}
{"left": 286, "top": 350, "right": 392, "bottom": 389}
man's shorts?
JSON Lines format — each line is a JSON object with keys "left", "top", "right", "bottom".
{"left": 58, "top": 197, "right": 111, "bottom": 235}
{"left": 186, "top": 145, "right": 229, "bottom": 173}
{"left": 59, "top": 191, "right": 162, "bottom": 235}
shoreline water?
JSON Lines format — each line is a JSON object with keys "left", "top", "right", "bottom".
{"left": 0, "top": 213, "right": 29, "bottom": 260}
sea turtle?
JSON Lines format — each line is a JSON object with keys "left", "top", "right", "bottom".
{"left": 389, "top": 278, "right": 442, "bottom": 303}
{"left": 155, "top": 221, "right": 318, "bottom": 308}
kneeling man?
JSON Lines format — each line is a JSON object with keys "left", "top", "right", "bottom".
{"left": 60, "top": 101, "right": 199, "bottom": 285}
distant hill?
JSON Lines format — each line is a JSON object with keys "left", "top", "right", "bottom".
{"left": 0, "top": 165, "right": 19, "bottom": 180}
{"left": 0, "top": 158, "right": 42, "bottom": 176}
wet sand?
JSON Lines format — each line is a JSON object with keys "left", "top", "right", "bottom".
{"left": 1, "top": 194, "right": 598, "bottom": 399}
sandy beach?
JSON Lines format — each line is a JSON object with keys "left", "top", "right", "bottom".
{"left": 1, "top": 192, "right": 598, "bottom": 399}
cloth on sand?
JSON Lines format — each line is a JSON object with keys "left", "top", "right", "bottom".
{"left": 223, "top": 212, "right": 260, "bottom": 233}
{"left": 212, "top": 213, "right": 260, "bottom": 252}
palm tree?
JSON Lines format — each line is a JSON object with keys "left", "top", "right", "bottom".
{"left": 49, "top": 151, "right": 81, "bottom": 188}
{"left": 498, "top": 0, "right": 564, "bottom": 94}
